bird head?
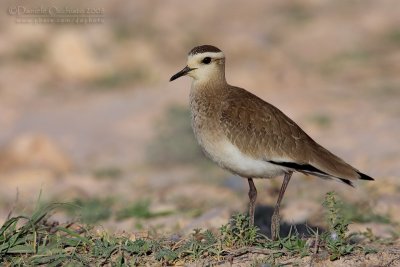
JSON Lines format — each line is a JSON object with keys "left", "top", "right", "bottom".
{"left": 170, "top": 45, "right": 225, "bottom": 83}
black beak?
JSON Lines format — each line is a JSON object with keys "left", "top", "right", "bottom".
{"left": 169, "top": 66, "right": 195, "bottom": 81}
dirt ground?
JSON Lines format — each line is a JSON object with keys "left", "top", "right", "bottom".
{"left": 0, "top": 0, "right": 399, "bottom": 265}
{"left": 207, "top": 241, "right": 400, "bottom": 267}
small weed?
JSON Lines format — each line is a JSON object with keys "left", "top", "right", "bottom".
{"left": 324, "top": 192, "right": 349, "bottom": 240}
{"left": 149, "top": 228, "right": 222, "bottom": 264}
{"left": 220, "top": 213, "right": 259, "bottom": 247}
{"left": 278, "top": 227, "right": 309, "bottom": 257}
{"left": 322, "top": 192, "right": 355, "bottom": 260}
{"left": 363, "top": 246, "right": 378, "bottom": 255}
{"left": 178, "top": 229, "right": 220, "bottom": 261}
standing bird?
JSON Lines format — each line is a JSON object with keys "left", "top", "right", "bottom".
{"left": 169, "top": 45, "right": 374, "bottom": 240}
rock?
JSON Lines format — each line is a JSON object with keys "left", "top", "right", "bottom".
{"left": 0, "top": 134, "right": 72, "bottom": 174}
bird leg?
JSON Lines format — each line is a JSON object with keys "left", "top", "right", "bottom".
{"left": 247, "top": 178, "right": 257, "bottom": 226}
{"left": 271, "top": 171, "right": 293, "bottom": 240}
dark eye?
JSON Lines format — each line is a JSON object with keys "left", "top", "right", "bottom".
{"left": 202, "top": 57, "right": 211, "bottom": 64}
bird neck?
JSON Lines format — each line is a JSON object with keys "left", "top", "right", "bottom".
{"left": 190, "top": 77, "right": 229, "bottom": 106}
{"left": 192, "top": 71, "right": 227, "bottom": 89}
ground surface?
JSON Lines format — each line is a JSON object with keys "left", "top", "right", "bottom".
{"left": 0, "top": 0, "right": 399, "bottom": 266}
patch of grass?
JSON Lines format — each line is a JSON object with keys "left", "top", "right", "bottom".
{"left": 64, "top": 198, "right": 113, "bottom": 224}
{"left": 275, "top": 226, "right": 310, "bottom": 257}
{"left": 0, "top": 193, "right": 389, "bottom": 265}
{"left": 116, "top": 199, "right": 172, "bottom": 220}
{"left": 155, "top": 229, "right": 221, "bottom": 262}
{"left": 220, "top": 213, "right": 259, "bottom": 247}
{"left": 0, "top": 205, "right": 156, "bottom": 265}
{"left": 0, "top": 203, "right": 93, "bottom": 265}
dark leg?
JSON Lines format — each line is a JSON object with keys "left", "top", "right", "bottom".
{"left": 247, "top": 178, "right": 257, "bottom": 226}
{"left": 271, "top": 171, "right": 293, "bottom": 240}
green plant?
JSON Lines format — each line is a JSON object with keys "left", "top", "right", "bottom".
{"left": 220, "top": 213, "right": 259, "bottom": 248}
{"left": 277, "top": 227, "right": 309, "bottom": 257}
{"left": 179, "top": 229, "right": 220, "bottom": 260}
{"left": 0, "top": 193, "right": 388, "bottom": 265}
{"left": 322, "top": 192, "right": 354, "bottom": 260}
{"left": 0, "top": 204, "right": 159, "bottom": 265}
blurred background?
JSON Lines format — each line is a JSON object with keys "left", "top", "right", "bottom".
{"left": 0, "top": 0, "right": 399, "bottom": 237}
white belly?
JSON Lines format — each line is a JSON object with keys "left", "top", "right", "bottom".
{"left": 202, "top": 138, "right": 287, "bottom": 178}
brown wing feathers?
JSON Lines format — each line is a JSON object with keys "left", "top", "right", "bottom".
{"left": 219, "top": 86, "right": 374, "bottom": 185}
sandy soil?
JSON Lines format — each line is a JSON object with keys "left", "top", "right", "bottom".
{"left": 0, "top": 1, "right": 399, "bottom": 265}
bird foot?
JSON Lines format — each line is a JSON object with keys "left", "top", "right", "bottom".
{"left": 249, "top": 215, "right": 254, "bottom": 227}
{"left": 271, "top": 212, "right": 280, "bottom": 241}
